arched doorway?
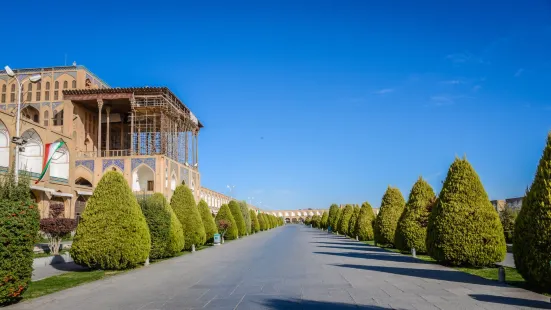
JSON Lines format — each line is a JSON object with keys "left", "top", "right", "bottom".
{"left": 21, "top": 106, "right": 40, "bottom": 124}
{"left": 75, "top": 195, "right": 88, "bottom": 223}
{"left": 285, "top": 218, "right": 291, "bottom": 223}
{"left": 132, "top": 164, "right": 155, "bottom": 192}
{"left": 291, "top": 218, "right": 298, "bottom": 223}
{"left": 50, "top": 141, "right": 69, "bottom": 183}
{"left": 19, "top": 129, "right": 43, "bottom": 177}
{"left": 75, "top": 177, "right": 93, "bottom": 187}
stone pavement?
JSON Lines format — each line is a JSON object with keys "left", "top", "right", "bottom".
{"left": 32, "top": 262, "right": 88, "bottom": 281}
{"left": 9, "top": 225, "right": 551, "bottom": 309}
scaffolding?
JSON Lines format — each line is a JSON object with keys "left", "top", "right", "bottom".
{"left": 130, "top": 90, "right": 199, "bottom": 164}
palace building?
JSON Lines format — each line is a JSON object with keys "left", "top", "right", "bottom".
{"left": 0, "top": 65, "right": 202, "bottom": 220}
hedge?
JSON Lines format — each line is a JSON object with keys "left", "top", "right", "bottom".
{"left": 198, "top": 199, "right": 218, "bottom": 243}
{"left": 327, "top": 204, "right": 339, "bottom": 231}
{"left": 239, "top": 200, "right": 252, "bottom": 235}
{"left": 250, "top": 210, "right": 260, "bottom": 232}
{"left": 0, "top": 172, "right": 39, "bottom": 305}
{"left": 338, "top": 205, "right": 354, "bottom": 235}
{"left": 215, "top": 204, "right": 238, "bottom": 240}
{"left": 395, "top": 177, "right": 436, "bottom": 253}
{"left": 348, "top": 205, "right": 360, "bottom": 237}
{"left": 72, "top": 171, "right": 150, "bottom": 270}
{"left": 228, "top": 201, "right": 247, "bottom": 237}
{"left": 171, "top": 184, "right": 205, "bottom": 250}
{"left": 426, "top": 157, "right": 505, "bottom": 266}
{"left": 354, "top": 201, "right": 375, "bottom": 241}
{"left": 373, "top": 187, "right": 405, "bottom": 246}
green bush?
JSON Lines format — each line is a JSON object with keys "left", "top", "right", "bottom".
{"left": 514, "top": 133, "right": 551, "bottom": 289}
{"left": 239, "top": 201, "right": 252, "bottom": 235}
{"left": 0, "top": 172, "right": 39, "bottom": 305}
{"left": 138, "top": 193, "right": 184, "bottom": 259}
{"left": 334, "top": 208, "right": 343, "bottom": 233}
{"left": 258, "top": 213, "right": 267, "bottom": 231}
{"left": 320, "top": 211, "right": 329, "bottom": 229}
{"left": 338, "top": 205, "right": 354, "bottom": 235}
{"left": 198, "top": 200, "right": 217, "bottom": 243}
{"left": 427, "top": 158, "right": 505, "bottom": 266}
{"left": 374, "top": 187, "right": 405, "bottom": 246}
{"left": 215, "top": 204, "right": 238, "bottom": 240}
{"left": 348, "top": 205, "right": 360, "bottom": 237}
{"left": 228, "top": 201, "right": 246, "bottom": 237}
{"left": 170, "top": 185, "right": 206, "bottom": 250}
{"left": 500, "top": 206, "right": 518, "bottom": 244}
{"left": 354, "top": 201, "right": 375, "bottom": 241}
{"left": 327, "top": 204, "right": 339, "bottom": 231}
{"left": 72, "top": 171, "right": 150, "bottom": 270}
{"left": 250, "top": 210, "right": 260, "bottom": 232}
{"left": 395, "top": 177, "right": 436, "bottom": 253}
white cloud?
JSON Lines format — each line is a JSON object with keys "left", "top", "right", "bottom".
{"left": 372, "top": 88, "right": 394, "bottom": 95}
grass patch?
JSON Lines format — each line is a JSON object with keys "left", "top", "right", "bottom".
{"left": 23, "top": 270, "right": 124, "bottom": 300}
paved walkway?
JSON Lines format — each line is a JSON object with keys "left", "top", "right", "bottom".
{"left": 10, "top": 225, "right": 551, "bottom": 309}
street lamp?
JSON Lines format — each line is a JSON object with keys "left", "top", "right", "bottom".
{"left": 4, "top": 65, "right": 41, "bottom": 182}
{"left": 226, "top": 185, "right": 235, "bottom": 198}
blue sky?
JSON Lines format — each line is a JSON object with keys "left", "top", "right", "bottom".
{"left": 3, "top": 1, "right": 551, "bottom": 209}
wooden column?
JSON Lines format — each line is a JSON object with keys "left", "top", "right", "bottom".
{"left": 130, "top": 98, "right": 135, "bottom": 155}
{"left": 97, "top": 99, "right": 103, "bottom": 156}
{"left": 105, "top": 106, "right": 111, "bottom": 154}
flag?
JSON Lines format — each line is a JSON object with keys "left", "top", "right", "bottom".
{"left": 35, "top": 141, "right": 65, "bottom": 184}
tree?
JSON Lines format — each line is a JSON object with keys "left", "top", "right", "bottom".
{"left": 250, "top": 210, "right": 260, "bottom": 233}
{"left": 355, "top": 201, "right": 375, "bottom": 241}
{"left": 427, "top": 157, "right": 505, "bottom": 266}
{"left": 374, "top": 187, "right": 405, "bottom": 247}
{"left": 334, "top": 208, "right": 343, "bottom": 234}
{"left": 327, "top": 204, "right": 339, "bottom": 231}
{"left": 0, "top": 172, "right": 39, "bottom": 305}
{"left": 215, "top": 204, "right": 238, "bottom": 240}
{"left": 198, "top": 200, "right": 218, "bottom": 243}
{"left": 138, "top": 193, "right": 184, "bottom": 259}
{"left": 258, "top": 213, "right": 267, "bottom": 231}
{"left": 170, "top": 184, "right": 205, "bottom": 250}
{"left": 239, "top": 200, "right": 252, "bottom": 235}
{"left": 395, "top": 177, "right": 436, "bottom": 253}
{"left": 320, "top": 211, "right": 329, "bottom": 229}
{"left": 40, "top": 202, "right": 77, "bottom": 255}
{"left": 500, "top": 206, "right": 518, "bottom": 244}
{"left": 338, "top": 205, "right": 354, "bottom": 235}
{"left": 514, "top": 133, "right": 551, "bottom": 289}
{"left": 71, "top": 171, "right": 150, "bottom": 270}
{"left": 216, "top": 219, "right": 232, "bottom": 241}
{"left": 228, "top": 201, "right": 247, "bottom": 237}
{"left": 348, "top": 205, "right": 360, "bottom": 237}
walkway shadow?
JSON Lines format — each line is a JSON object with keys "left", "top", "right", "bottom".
{"left": 259, "top": 298, "right": 391, "bottom": 309}
{"left": 51, "top": 262, "right": 89, "bottom": 272}
{"left": 316, "top": 245, "right": 390, "bottom": 253}
{"left": 470, "top": 294, "right": 551, "bottom": 309}
{"left": 333, "top": 264, "right": 507, "bottom": 287}
{"left": 315, "top": 251, "right": 431, "bottom": 264}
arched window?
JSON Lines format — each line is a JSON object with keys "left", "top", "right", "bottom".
{"left": 75, "top": 177, "right": 92, "bottom": 187}
{"left": 132, "top": 165, "right": 155, "bottom": 192}
{"left": 54, "top": 81, "right": 59, "bottom": 89}
{"left": 10, "top": 85, "right": 15, "bottom": 103}
{"left": 28, "top": 83, "right": 33, "bottom": 91}
{"left": 50, "top": 141, "right": 69, "bottom": 183}
{"left": 11, "top": 84, "right": 15, "bottom": 91}
{"left": 53, "top": 109, "right": 63, "bottom": 126}
{"left": 0, "top": 120, "right": 9, "bottom": 170}
{"left": 72, "top": 80, "right": 76, "bottom": 88}
{"left": 63, "top": 81, "right": 68, "bottom": 89}
{"left": 21, "top": 106, "right": 39, "bottom": 124}
{"left": 27, "top": 83, "right": 32, "bottom": 102}
{"left": 36, "top": 82, "right": 41, "bottom": 91}
{"left": 43, "top": 110, "right": 49, "bottom": 126}
{"left": 19, "top": 129, "right": 43, "bottom": 177}
{"left": 35, "top": 82, "right": 41, "bottom": 101}
{"left": 46, "top": 82, "right": 50, "bottom": 90}
{"left": 1, "top": 85, "right": 5, "bottom": 92}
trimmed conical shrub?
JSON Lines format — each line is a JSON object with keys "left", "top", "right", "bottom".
{"left": 171, "top": 184, "right": 206, "bottom": 250}
{"left": 228, "top": 201, "right": 247, "bottom": 237}
{"left": 0, "top": 172, "right": 39, "bottom": 304}
{"left": 239, "top": 201, "right": 252, "bottom": 235}
{"left": 321, "top": 211, "right": 329, "bottom": 229}
{"left": 427, "top": 158, "right": 505, "bottom": 266}
{"left": 395, "top": 177, "right": 436, "bottom": 253}
{"left": 198, "top": 200, "right": 217, "bottom": 243}
{"left": 355, "top": 201, "right": 375, "bottom": 241}
{"left": 138, "top": 193, "right": 184, "bottom": 259}
{"left": 215, "top": 204, "right": 238, "bottom": 240}
{"left": 374, "top": 187, "right": 405, "bottom": 246}
{"left": 338, "top": 205, "right": 354, "bottom": 235}
{"left": 348, "top": 205, "right": 360, "bottom": 237}
{"left": 258, "top": 213, "right": 267, "bottom": 231}
{"left": 250, "top": 210, "right": 260, "bottom": 232}
{"left": 327, "top": 204, "right": 339, "bottom": 231}
{"left": 334, "top": 208, "right": 343, "bottom": 234}
{"left": 72, "top": 171, "right": 150, "bottom": 269}
{"left": 514, "top": 133, "right": 551, "bottom": 289}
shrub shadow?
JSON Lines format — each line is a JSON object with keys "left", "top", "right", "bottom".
{"left": 314, "top": 251, "right": 431, "bottom": 264}
{"left": 51, "top": 262, "right": 90, "bottom": 272}
{"left": 333, "top": 264, "right": 507, "bottom": 287}
{"left": 470, "top": 294, "right": 551, "bottom": 309}
{"left": 315, "top": 245, "right": 390, "bottom": 253}
{"left": 258, "top": 297, "right": 391, "bottom": 309}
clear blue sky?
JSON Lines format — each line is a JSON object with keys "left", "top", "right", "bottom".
{"left": 3, "top": 1, "right": 551, "bottom": 210}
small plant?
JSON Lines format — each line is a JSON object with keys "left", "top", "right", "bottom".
{"left": 216, "top": 219, "right": 232, "bottom": 241}
{"left": 39, "top": 203, "right": 77, "bottom": 255}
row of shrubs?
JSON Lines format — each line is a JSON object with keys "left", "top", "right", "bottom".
{"left": 0, "top": 170, "right": 283, "bottom": 305}
{"left": 307, "top": 133, "right": 551, "bottom": 292}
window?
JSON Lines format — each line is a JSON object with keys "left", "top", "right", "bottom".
{"left": 46, "top": 82, "right": 50, "bottom": 90}
{"left": 147, "top": 181, "right": 154, "bottom": 191}
{"left": 27, "top": 83, "right": 32, "bottom": 102}
{"left": 1, "top": 94, "right": 4, "bottom": 103}
{"left": 11, "top": 85, "right": 15, "bottom": 92}
{"left": 43, "top": 111, "right": 49, "bottom": 126}
{"left": 1, "top": 85, "right": 5, "bottom": 92}
{"left": 45, "top": 91, "right": 49, "bottom": 101}
{"left": 10, "top": 93, "right": 14, "bottom": 103}
{"left": 72, "top": 80, "right": 76, "bottom": 88}
{"left": 36, "top": 91, "right": 41, "bottom": 101}
{"left": 53, "top": 110, "right": 63, "bottom": 126}
{"left": 33, "top": 114, "right": 38, "bottom": 123}
{"left": 28, "top": 83, "right": 33, "bottom": 92}
{"left": 63, "top": 81, "right": 68, "bottom": 89}
{"left": 54, "top": 91, "right": 58, "bottom": 100}
{"left": 36, "top": 82, "right": 41, "bottom": 91}
{"left": 54, "top": 81, "right": 59, "bottom": 89}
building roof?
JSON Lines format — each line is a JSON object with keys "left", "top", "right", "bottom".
{"left": 64, "top": 87, "right": 203, "bottom": 128}
{"left": 0, "top": 65, "right": 110, "bottom": 88}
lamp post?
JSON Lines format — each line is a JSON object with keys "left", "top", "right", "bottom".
{"left": 4, "top": 66, "right": 41, "bottom": 182}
